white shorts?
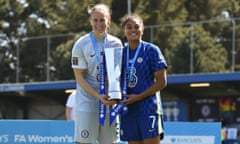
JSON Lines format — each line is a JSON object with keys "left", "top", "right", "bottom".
{"left": 74, "top": 111, "right": 120, "bottom": 144}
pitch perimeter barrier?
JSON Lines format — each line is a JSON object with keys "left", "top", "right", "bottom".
{"left": 0, "top": 120, "right": 221, "bottom": 144}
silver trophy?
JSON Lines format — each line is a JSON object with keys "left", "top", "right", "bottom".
{"left": 104, "top": 45, "right": 123, "bottom": 100}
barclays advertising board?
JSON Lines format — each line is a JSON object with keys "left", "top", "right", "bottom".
{"left": 161, "top": 122, "right": 221, "bottom": 144}
{"left": 0, "top": 120, "right": 220, "bottom": 144}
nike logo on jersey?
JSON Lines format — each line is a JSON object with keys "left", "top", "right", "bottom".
{"left": 90, "top": 53, "right": 96, "bottom": 57}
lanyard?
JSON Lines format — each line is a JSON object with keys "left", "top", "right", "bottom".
{"left": 90, "top": 32, "right": 107, "bottom": 126}
{"left": 109, "top": 46, "right": 128, "bottom": 125}
{"left": 90, "top": 32, "right": 107, "bottom": 67}
{"left": 126, "top": 41, "right": 142, "bottom": 81}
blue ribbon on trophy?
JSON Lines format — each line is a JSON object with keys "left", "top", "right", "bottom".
{"left": 91, "top": 31, "right": 128, "bottom": 126}
{"left": 105, "top": 44, "right": 128, "bottom": 125}
{"left": 98, "top": 51, "right": 107, "bottom": 126}
{"left": 121, "top": 47, "right": 129, "bottom": 116}
{"left": 90, "top": 32, "right": 107, "bottom": 126}
{"left": 109, "top": 66, "right": 128, "bottom": 125}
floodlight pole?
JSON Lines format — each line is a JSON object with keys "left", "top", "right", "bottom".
{"left": 46, "top": 36, "right": 50, "bottom": 81}
{"left": 231, "top": 19, "right": 236, "bottom": 72}
{"left": 127, "top": 0, "right": 131, "bottom": 15}
{"left": 16, "top": 39, "right": 19, "bottom": 82}
{"left": 190, "top": 24, "right": 194, "bottom": 74}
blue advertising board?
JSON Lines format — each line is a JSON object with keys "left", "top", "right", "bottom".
{"left": 0, "top": 120, "right": 74, "bottom": 143}
{"left": 0, "top": 120, "right": 220, "bottom": 144}
{"left": 161, "top": 122, "right": 221, "bottom": 144}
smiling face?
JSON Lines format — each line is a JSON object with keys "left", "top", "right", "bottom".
{"left": 89, "top": 4, "right": 111, "bottom": 39}
{"left": 122, "top": 15, "right": 144, "bottom": 43}
{"left": 90, "top": 11, "right": 110, "bottom": 39}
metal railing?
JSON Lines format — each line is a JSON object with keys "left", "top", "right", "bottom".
{"left": 0, "top": 18, "right": 239, "bottom": 83}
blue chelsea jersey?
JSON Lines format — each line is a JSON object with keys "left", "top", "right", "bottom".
{"left": 122, "top": 41, "right": 167, "bottom": 116}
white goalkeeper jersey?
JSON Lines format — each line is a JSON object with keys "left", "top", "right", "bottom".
{"left": 71, "top": 32, "right": 123, "bottom": 112}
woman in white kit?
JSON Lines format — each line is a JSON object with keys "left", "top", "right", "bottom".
{"left": 71, "top": 3, "right": 123, "bottom": 144}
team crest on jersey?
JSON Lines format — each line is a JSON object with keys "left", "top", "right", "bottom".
{"left": 81, "top": 129, "right": 89, "bottom": 138}
{"left": 137, "top": 57, "right": 143, "bottom": 63}
{"left": 72, "top": 57, "right": 78, "bottom": 65}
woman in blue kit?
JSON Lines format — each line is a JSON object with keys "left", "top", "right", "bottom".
{"left": 120, "top": 13, "right": 168, "bottom": 144}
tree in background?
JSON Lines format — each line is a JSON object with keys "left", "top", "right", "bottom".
{"left": 166, "top": 25, "right": 227, "bottom": 74}
{"left": 0, "top": 0, "right": 239, "bottom": 83}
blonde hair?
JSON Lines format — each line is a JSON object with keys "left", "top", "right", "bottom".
{"left": 88, "top": 4, "right": 111, "bottom": 18}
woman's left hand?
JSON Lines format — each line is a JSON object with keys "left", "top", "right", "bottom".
{"left": 120, "top": 94, "right": 140, "bottom": 105}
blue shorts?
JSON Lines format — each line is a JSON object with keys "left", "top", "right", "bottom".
{"left": 120, "top": 114, "right": 164, "bottom": 141}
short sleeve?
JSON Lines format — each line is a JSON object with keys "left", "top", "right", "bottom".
{"left": 71, "top": 40, "right": 87, "bottom": 69}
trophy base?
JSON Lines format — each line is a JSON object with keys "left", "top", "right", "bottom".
{"left": 109, "top": 91, "right": 122, "bottom": 100}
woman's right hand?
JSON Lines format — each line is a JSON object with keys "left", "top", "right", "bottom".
{"left": 98, "top": 94, "right": 117, "bottom": 106}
